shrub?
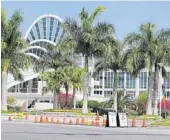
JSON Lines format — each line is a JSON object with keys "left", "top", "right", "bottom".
{"left": 7, "top": 97, "right": 16, "bottom": 105}
{"left": 88, "top": 100, "right": 100, "bottom": 108}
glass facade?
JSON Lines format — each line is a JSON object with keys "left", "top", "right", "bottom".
{"left": 126, "top": 73, "right": 135, "bottom": 89}
{"left": 139, "top": 72, "right": 147, "bottom": 89}
{"left": 27, "top": 17, "right": 63, "bottom": 43}
{"left": 118, "top": 72, "right": 124, "bottom": 88}
{"left": 164, "top": 72, "right": 170, "bottom": 89}
{"left": 104, "top": 71, "right": 113, "bottom": 88}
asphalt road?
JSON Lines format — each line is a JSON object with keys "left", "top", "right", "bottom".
{"left": 2, "top": 121, "right": 170, "bottom": 140}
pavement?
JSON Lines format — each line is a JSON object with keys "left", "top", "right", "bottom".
{"left": 2, "top": 120, "right": 170, "bottom": 140}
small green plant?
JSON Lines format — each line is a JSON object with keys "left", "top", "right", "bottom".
{"left": 7, "top": 97, "right": 16, "bottom": 105}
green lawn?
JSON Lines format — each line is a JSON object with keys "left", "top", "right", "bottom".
{"left": 128, "top": 115, "right": 159, "bottom": 120}
{"left": 151, "top": 119, "right": 170, "bottom": 126}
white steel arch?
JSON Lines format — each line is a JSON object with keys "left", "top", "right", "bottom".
{"left": 22, "top": 45, "right": 48, "bottom": 53}
{"left": 24, "top": 14, "right": 64, "bottom": 40}
{"left": 30, "top": 39, "right": 56, "bottom": 46}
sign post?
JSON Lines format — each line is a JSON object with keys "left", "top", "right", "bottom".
{"left": 117, "top": 113, "right": 128, "bottom": 127}
{"left": 106, "top": 112, "right": 117, "bottom": 127}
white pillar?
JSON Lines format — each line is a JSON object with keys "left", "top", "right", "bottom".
{"left": 102, "top": 70, "right": 105, "bottom": 97}
{"left": 124, "top": 72, "right": 127, "bottom": 96}
{"left": 135, "top": 76, "right": 140, "bottom": 98}
{"left": 28, "top": 80, "right": 33, "bottom": 93}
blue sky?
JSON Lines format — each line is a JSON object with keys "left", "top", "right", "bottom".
{"left": 2, "top": 1, "right": 170, "bottom": 40}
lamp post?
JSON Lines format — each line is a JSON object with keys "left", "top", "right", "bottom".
{"left": 158, "top": 63, "right": 163, "bottom": 120}
{"left": 26, "top": 85, "right": 29, "bottom": 112}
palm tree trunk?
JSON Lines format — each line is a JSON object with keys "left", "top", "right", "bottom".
{"left": 153, "top": 64, "right": 158, "bottom": 115}
{"left": 71, "top": 86, "right": 76, "bottom": 109}
{"left": 53, "top": 89, "right": 59, "bottom": 109}
{"left": 82, "top": 55, "right": 88, "bottom": 114}
{"left": 1, "top": 61, "right": 9, "bottom": 111}
{"left": 146, "top": 65, "right": 153, "bottom": 115}
{"left": 1, "top": 71, "right": 8, "bottom": 110}
{"left": 64, "top": 82, "right": 69, "bottom": 108}
{"left": 113, "top": 70, "right": 118, "bottom": 112}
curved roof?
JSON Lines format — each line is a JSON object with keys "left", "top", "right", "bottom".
{"left": 24, "top": 14, "right": 64, "bottom": 45}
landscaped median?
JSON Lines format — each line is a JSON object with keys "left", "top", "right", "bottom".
{"left": 150, "top": 119, "right": 170, "bottom": 127}
{"left": 128, "top": 115, "right": 159, "bottom": 120}
{"left": 43, "top": 109, "right": 96, "bottom": 117}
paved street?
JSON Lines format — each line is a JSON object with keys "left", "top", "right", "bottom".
{"left": 2, "top": 120, "right": 170, "bottom": 140}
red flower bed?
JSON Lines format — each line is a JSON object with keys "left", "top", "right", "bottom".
{"left": 157, "top": 99, "right": 170, "bottom": 110}
{"left": 58, "top": 92, "right": 73, "bottom": 107}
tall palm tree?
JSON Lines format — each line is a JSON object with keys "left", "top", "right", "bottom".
{"left": 103, "top": 90, "right": 132, "bottom": 112}
{"left": 125, "top": 22, "right": 170, "bottom": 115}
{"left": 1, "top": 9, "right": 31, "bottom": 110}
{"left": 61, "top": 6, "right": 115, "bottom": 113}
{"left": 35, "top": 43, "right": 74, "bottom": 109}
{"left": 95, "top": 39, "right": 126, "bottom": 112}
{"left": 34, "top": 44, "right": 73, "bottom": 72}
{"left": 152, "top": 29, "right": 170, "bottom": 115}
{"left": 39, "top": 68, "right": 66, "bottom": 109}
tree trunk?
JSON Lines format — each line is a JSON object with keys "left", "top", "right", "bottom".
{"left": 113, "top": 70, "right": 118, "bottom": 112}
{"left": 64, "top": 82, "right": 69, "bottom": 108}
{"left": 71, "top": 86, "right": 76, "bottom": 109}
{"left": 53, "top": 89, "right": 59, "bottom": 109}
{"left": 1, "top": 71, "right": 8, "bottom": 110}
{"left": 146, "top": 66, "right": 153, "bottom": 115}
{"left": 82, "top": 55, "right": 89, "bottom": 114}
{"left": 153, "top": 64, "right": 158, "bottom": 115}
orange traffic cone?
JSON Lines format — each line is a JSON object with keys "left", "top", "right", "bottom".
{"left": 40, "top": 116, "right": 43, "bottom": 123}
{"left": 63, "top": 117, "right": 67, "bottom": 124}
{"left": 81, "top": 117, "right": 85, "bottom": 125}
{"left": 8, "top": 116, "right": 12, "bottom": 121}
{"left": 95, "top": 119, "right": 99, "bottom": 127}
{"left": 69, "top": 117, "right": 73, "bottom": 125}
{"left": 34, "top": 114, "right": 38, "bottom": 123}
{"left": 132, "top": 118, "right": 136, "bottom": 127}
{"left": 96, "top": 111, "right": 99, "bottom": 120}
{"left": 25, "top": 113, "right": 29, "bottom": 120}
{"left": 51, "top": 116, "right": 54, "bottom": 123}
{"left": 91, "top": 119, "right": 95, "bottom": 126}
{"left": 103, "top": 116, "right": 106, "bottom": 127}
{"left": 45, "top": 116, "right": 49, "bottom": 123}
{"left": 56, "top": 118, "right": 60, "bottom": 124}
{"left": 142, "top": 117, "right": 147, "bottom": 127}
{"left": 76, "top": 117, "right": 80, "bottom": 125}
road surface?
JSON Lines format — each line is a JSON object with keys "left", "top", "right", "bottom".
{"left": 2, "top": 121, "right": 170, "bottom": 140}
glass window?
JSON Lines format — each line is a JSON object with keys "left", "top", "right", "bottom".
{"left": 164, "top": 72, "right": 170, "bottom": 89}
{"left": 126, "top": 73, "right": 135, "bottom": 89}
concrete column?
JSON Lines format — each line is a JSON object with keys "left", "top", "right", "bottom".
{"left": 124, "top": 72, "right": 127, "bottom": 96}
{"left": 135, "top": 76, "right": 140, "bottom": 98}
{"left": 102, "top": 70, "right": 105, "bottom": 97}
{"left": 28, "top": 80, "right": 33, "bottom": 93}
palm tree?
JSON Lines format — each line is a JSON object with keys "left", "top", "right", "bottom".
{"left": 61, "top": 6, "right": 115, "bottom": 113}
{"left": 39, "top": 68, "right": 66, "bottom": 109}
{"left": 125, "top": 22, "right": 170, "bottom": 115}
{"left": 151, "top": 29, "right": 170, "bottom": 115}
{"left": 62, "top": 66, "right": 84, "bottom": 109}
{"left": 69, "top": 67, "right": 85, "bottom": 108}
{"left": 95, "top": 39, "right": 126, "bottom": 112}
{"left": 1, "top": 9, "right": 31, "bottom": 110}
{"left": 34, "top": 44, "right": 73, "bottom": 72}
{"left": 35, "top": 43, "right": 74, "bottom": 109}
{"left": 103, "top": 90, "right": 132, "bottom": 112}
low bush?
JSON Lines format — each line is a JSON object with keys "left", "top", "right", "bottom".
{"left": 44, "top": 109, "right": 92, "bottom": 113}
